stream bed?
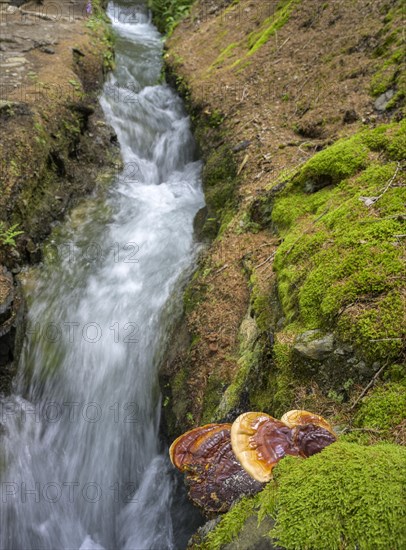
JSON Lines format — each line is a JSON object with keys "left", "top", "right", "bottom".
{"left": 0, "top": 1, "right": 204, "bottom": 547}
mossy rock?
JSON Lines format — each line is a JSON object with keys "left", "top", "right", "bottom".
{"left": 199, "top": 441, "right": 406, "bottom": 550}
{"left": 267, "top": 122, "right": 406, "bottom": 371}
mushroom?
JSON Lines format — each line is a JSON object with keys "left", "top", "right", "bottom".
{"left": 230, "top": 412, "right": 300, "bottom": 483}
{"left": 293, "top": 423, "right": 337, "bottom": 458}
{"left": 281, "top": 409, "right": 335, "bottom": 434}
{"left": 169, "top": 423, "right": 263, "bottom": 513}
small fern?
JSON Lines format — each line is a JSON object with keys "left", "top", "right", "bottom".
{"left": 0, "top": 222, "right": 23, "bottom": 247}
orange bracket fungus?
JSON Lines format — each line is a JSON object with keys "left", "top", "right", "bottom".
{"left": 281, "top": 409, "right": 335, "bottom": 434}
{"left": 169, "top": 423, "right": 263, "bottom": 513}
{"left": 170, "top": 411, "right": 337, "bottom": 512}
{"left": 230, "top": 412, "right": 300, "bottom": 483}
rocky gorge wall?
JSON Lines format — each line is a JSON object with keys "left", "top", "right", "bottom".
{"left": 0, "top": 0, "right": 119, "bottom": 392}
{"left": 154, "top": 0, "right": 406, "bottom": 547}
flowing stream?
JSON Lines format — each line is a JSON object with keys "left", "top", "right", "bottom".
{"left": 0, "top": 1, "right": 204, "bottom": 548}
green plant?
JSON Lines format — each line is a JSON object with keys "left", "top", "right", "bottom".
{"left": 148, "top": 0, "right": 195, "bottom": 35}
{"left": 0, "top": 222, "right": 23, "bottom": 247}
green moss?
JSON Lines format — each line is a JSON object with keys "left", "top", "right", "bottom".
{"left": 269, "top": 342, "right": 294, "bottom": 416}
{"left": 170, "top": 366, "right": 191, "bottom": 425}
{"left": 295, "top": 132, "right": 369, "bottom": 188}
{"left": 200, "top": 442, "right": 406, "bottom": 549}
{"left": 148, "top": 0, "right": 195, "bottom": 35}
{"left": 201, "top": 143, "right": 238, "bottom": 233}
{"left": 201, "top": 375, "right": 226, "bottom": 424}
{"left": 269, "top": 123, "right": 405, "bottom": 365}
{"left": 369, "top": 4, "right": 405, "bottom": 111}
{"left": 355, "top": 382, "right": 406, "bottom": 431}
{"left": 247, "top": 0, "right": 301, "bottom": 56}
{"left": 269, "top": 442, "right": 406, "bottom": 549}
{"left": 197, "top": 495, "right": 261, "bottom": 550}
{"left": 210, "top": 42, "right": 238, "bottom": 69}
{"left": 183, "top": 267, "right": 208, "bottom": 314}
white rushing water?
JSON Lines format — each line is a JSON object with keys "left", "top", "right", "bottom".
{"left": 0, "top": 2, "right": 205, "bottom": 548}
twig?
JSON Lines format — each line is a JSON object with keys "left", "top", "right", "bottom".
{"left": 342, "top": 427, "right": 383, "bottom": 434}
{"left": 255, "top": 252, "right": 276, "bottom": 270}
{"left": 368, "top": 162, "right": 401, "bottom": 207}
{"left": 211, "top": 264, "right": 230, "bottom": 278}
{"left": 350, "top": 363, "right": 388, "bottom": 410}
{"left": 237, "top": 154, "right": 249, "bottom": 176}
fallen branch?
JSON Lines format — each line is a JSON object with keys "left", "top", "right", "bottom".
{"left": 342, "top": 427, "right": 383, "bottom": 434}
{"left": 255, "top": 251, "right": 276, "bottom": 270}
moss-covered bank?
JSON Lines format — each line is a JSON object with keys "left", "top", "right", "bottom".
{"left": 0, "top": 0, "right": 118, "bottom": 391}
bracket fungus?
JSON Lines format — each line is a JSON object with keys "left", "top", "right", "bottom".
{"left": 293, "top": 423, "right": 337, "bottom": 457}
{"left": 281, "top": 409, "right": 335, "bottom": 434}
{"left": 230, "top": 412, "right": 300, "bottom": 483}
{"left": 169, "top": 423, "right": 263, "bottom": 513}
{"left": 169, "top": 410, "right": 337, "bottom": 513}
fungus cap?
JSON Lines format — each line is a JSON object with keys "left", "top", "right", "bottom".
{"left": 169, "top": 423, "right": 263, "bottom": 513}
{"left": 293, "top": 423, "right": 337, "bottom": 458}
{"left": 230, "top": 412, "right": 299, "bottom": 483}
{"left": 281, "top": 409, "right": 334, "bottom": 434}
{"left": 169, "top": 423, "right": 230, "bottom": 471}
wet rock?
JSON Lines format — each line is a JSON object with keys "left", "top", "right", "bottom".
{"left": 41, "top": 46, "right": 55, "bottom": 54}
{"left": 294, "top": 330, "right": 335, "bottom": 361}
{"left": 374, "top": 89, "right": 395, "bottom": 112}
{"left": 0, "top": 268, "right": 14, "bottom": 318}
{"left": 0, "top": 268, "right": 25, "bottom": 392}
{"left": 187, "top": 518, "right": 221, "bottom": 548}
{"left": 223, "top": 515, "right": 277, "bottom": 549}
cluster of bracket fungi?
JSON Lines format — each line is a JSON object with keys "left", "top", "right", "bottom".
{"left": 169, "top": 410, "right": 337, "bottom": 513}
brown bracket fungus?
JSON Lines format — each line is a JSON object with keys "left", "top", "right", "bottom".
{"left": 169, "top": 423, "right": 263, "bottom": 514}
{"left": 281, "top": 409, "right": 335, "bottom": 434}
{"left": 293, "top": 423, "right": 337, "bottom": 458}
{"left": 230, "top": 412, "right": 300, "bottom": 483}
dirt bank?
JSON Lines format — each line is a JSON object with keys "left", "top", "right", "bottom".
{"left": 0, "top": 0, "right": 119, "bottom": 391}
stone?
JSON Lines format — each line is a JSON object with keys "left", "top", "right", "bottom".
{"left": 232, "top": 140, "right": 251, "bottom": 153}
{"left": 374, "top": 89, "right": 395, "bottom": 112}
{"left": 223, "top": 514, "right": 277, "bottom": 549}
{"left": 293, "top": 330, "right": 335, "bottom": 361}
{"left": 41, "top": 46, "right": 55, "bottom": 54}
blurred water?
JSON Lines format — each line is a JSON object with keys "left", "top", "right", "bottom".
{"left": 0, "top": 2, "right": 204, "bottom": 548}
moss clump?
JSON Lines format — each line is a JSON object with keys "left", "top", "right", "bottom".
{"left": 267, "top": 341, "right": 295, "bottom": 416}
{"left": 200, "top": 442, "right": 406, "bottom": 550}
{"left": 270, "top": 442, "right": 406, "bottom": 550}
{"left": 295, "top": 131, "right": 369, "bottom": 188}
{"left": 270, "top": 122, "right": 405, "bottom": 366}
{"left": 246, "top": 0, "right": 301, "bottom": 56}
{"left": 355, "top": 382, "right": 406, "bottom": 432}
